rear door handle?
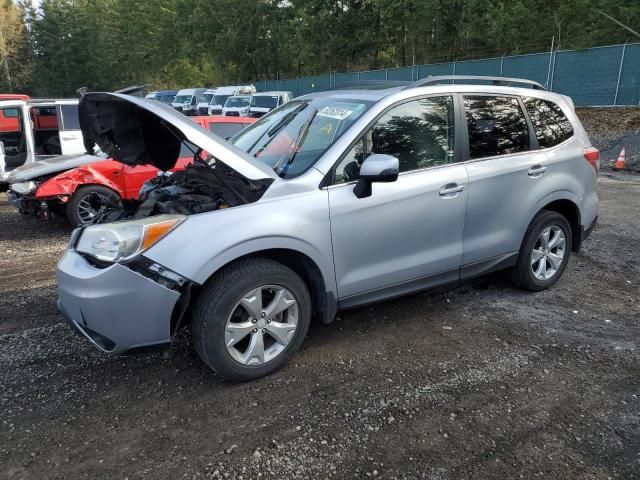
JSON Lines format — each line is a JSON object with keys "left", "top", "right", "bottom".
{"left": 528, "top": 165, "right": 547, "bottom": 176}
{"left": 439, "top": 183, "right": 465, "bottom": 196}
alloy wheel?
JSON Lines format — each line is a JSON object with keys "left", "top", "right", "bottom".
{"left": 531, "top": 225, "right": 566, "bottom": 281}
{"left": 76, "top": 192, "right": 114, "bottom": 225}
{"left": 224, "top": 285, "right": 299, "bottom": 366}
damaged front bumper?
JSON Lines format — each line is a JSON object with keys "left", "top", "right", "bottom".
{"left": 57, "top": 250, "right": 187, "bottom": 354}
{"left": 7, "top": 190, "right": 22, "bottom": 209}
{"left": 7, "top": 190, "right": 63, "bottom": 219}
{"left": 7, "top": 190, "right": 41, "bottom": 215}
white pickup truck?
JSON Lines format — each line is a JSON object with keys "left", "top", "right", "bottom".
{"left": 0, "top": 99, "right": 86, "bottom": 183}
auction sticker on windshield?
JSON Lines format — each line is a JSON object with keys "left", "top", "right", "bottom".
{"left": 317, "top": 104, "right": 357, "bottom": 121}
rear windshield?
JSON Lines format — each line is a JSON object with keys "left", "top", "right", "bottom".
{"left": 251, "top": 96, "right": 279, "bottom": 108}
{"left": 232, "top": 98, "right": 373, "bottom": 178}
{"left": 225, "top": 97, "right": 250, "bottom": 108}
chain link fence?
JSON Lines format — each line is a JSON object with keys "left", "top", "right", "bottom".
{"left": 256, "top": 42, "right": 640, "bottom": 106}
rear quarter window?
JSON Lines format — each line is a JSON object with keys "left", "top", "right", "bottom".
{"left": 523, "top": 97, "right": 574, "bottom": 148}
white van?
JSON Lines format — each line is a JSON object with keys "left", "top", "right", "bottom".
{"left": 196, "top": 89, "right": 217, "bottom": 115}
{"left": 248, "top": 91, "right": 293, "bottom": 118}
{"left": 0, "top": 99, "right": 88, "bottom": 183}
{"left": 221, "top": 96, "right": 252, "bottom": 117}
{"left": 208, "top": 85, "right": 256, "bottom": 115}
{"left": 171, "top": 88, "right": 207, "bottom": 116}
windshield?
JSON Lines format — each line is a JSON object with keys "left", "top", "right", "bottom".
{"left": 232, "top": 98, "right": 372, "bottom": 178}
{"left": 213, "top": 95, "right": 231, "bottom": 106}
{"left": 225, "top": 97, "right": 251, "bottom": 108}
{"left": 200, "top": 93, "right": 214, "bottom": 103}
{"left": 251, "top": 96, "right": 279, "bottom": 108}
{"left": 173, "top": 95, "right": 192, "bottom": 104}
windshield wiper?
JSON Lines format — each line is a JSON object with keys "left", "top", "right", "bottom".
{"left": 266, "top": 103, "right": 307, "bottom": 138}
{"left": 274, "top": 108, "right": 317, "bottom": 178}
{"left": 248, "top": 104, "right": 309, "bottom": 158}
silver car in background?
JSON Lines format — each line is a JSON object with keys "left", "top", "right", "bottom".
{"left": 57, "top": 76, "right": 599, "bottom": 381}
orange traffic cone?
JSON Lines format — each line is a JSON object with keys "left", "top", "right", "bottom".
{"left": 613, "top": 146, "right": 626, "bottom": 170}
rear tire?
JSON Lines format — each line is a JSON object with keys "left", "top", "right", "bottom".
{"left": 192, "top": 258, "right": 311, "bottom": 382}
{"left": 66, "top": 185, "right": 122, "bottom": 227}
{"left": 511, "top": 210, "right": 572, "bottom": 292}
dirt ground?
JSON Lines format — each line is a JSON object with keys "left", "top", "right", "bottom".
{"left": 1, "top": 171, "right": 639, "bottom": 480}
{"left": 577, "top": 107, "right": 640, "bottom": 172}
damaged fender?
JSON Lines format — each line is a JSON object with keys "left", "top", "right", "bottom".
{"left": 35, "top": 161, "right": 124, "bottom": 201}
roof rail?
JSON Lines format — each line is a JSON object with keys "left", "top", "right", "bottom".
{"left": 406, "top": 75, "right": 547, "bottom": 91}
{"left": 333, "top": 80, "right": 411, "bottom": 90}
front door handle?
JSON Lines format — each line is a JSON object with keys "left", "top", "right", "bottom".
{"left": 439, "top": 183, "right": 465, "bottom": 196}
{"left": 528, "top": 165, "right": 547, "bottom": 177}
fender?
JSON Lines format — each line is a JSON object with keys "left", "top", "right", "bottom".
{"left": 524, "top": 189, "right": 582, "bottom": 230}
{"left": 35, "top": 162, "right": 125, "bottom": 199}
{"left": 187, "top": 236, "right": 337, "bottom": 299}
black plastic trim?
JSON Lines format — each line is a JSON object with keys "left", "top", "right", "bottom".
{"left": 339, "top": 268, "right": 459, "bottom": 310}
{"left": 459, "top": 252, "right": 518, "bottom": 281}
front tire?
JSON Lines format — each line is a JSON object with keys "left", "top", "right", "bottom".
{"left": 66, "top": 185, "right": 122, "bottom": 227}
{"left": 512, "top": 210, "right": 572, "bottom": 291}
{"left": 192, "top": 258, "right": 312, "bottom": 382}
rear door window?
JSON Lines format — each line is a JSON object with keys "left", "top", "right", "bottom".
{"left": 464, "top": 96, "right": 530, "bottom": 159}
{"left": 523, "top": 97, "right": 574, "bottom": 148}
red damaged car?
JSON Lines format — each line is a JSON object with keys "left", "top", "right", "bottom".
{"left": 7, "top": 116, "right": 256, "bottom": 226}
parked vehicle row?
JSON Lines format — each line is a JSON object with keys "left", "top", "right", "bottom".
{"left": 161, "top": 84, "right": 292, "bottom": 118}
{"left": 53, "top": 76, "right": 598, "bottom": 382}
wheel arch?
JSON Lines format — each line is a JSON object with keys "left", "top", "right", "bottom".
{"left": 188, "top": 244, "right": 338, "bottom": 326}
{"left": 35, "top": 166, "right": 125, "bottom": 200}
{"left": 527, "top": 193, "right": 582, "bottom": 252}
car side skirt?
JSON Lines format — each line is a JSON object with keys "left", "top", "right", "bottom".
{"left": 338, "top": 252, "right": 519, "bottom": 310}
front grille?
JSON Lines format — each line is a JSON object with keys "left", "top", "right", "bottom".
{"left": 210, "top": 108, "right": 222, "bottom": 115}
{"left": 174, "top": 106, "right": 183, "bottom": 112}
{"left": 198, "top": 107, "right": 209, "bottom": 115}
{"left": 250, "top": 112, "right": 265, "bottom": 118}
{"left": 225, "top": 111, "right": 239, "bottom": 117}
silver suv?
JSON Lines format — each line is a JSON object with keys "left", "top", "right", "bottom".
{"left": 57, "top": 77, "right": 599, "bottom": 381}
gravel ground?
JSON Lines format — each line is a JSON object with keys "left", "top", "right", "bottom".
{"left": 1, "top": 172, "right": 640, "bottom": 479}
{"left": 577, "top": 107, "right": 640, "bottom": 172}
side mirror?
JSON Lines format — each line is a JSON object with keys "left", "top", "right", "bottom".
{"left": 353, "top": 154, "right": 399, "bottom": 199}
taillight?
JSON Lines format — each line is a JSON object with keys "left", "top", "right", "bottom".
{"left": 584, "top": 147, "right": 600, "bottom": 175}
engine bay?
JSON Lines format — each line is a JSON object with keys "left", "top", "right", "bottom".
{"left": 98, "top": 154, "right": 272, "bottom": 223}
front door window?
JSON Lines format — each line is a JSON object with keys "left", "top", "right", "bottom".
{"left": 334, "top": 95, "right": 455, "bottom": 184}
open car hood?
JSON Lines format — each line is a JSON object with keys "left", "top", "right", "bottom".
{"left": 79, "top": 92, "right": 277, "bottom": 181}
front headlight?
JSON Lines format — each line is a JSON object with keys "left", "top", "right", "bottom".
{"left": 75, "top": 214, "right": 185, "bottom": 263}
{"left": 10, "top": 181, "right": 37, "bottom": 195}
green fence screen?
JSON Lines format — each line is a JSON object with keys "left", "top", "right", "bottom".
{"left": 255, "top": 42, "right": 640, "bottom": 106}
